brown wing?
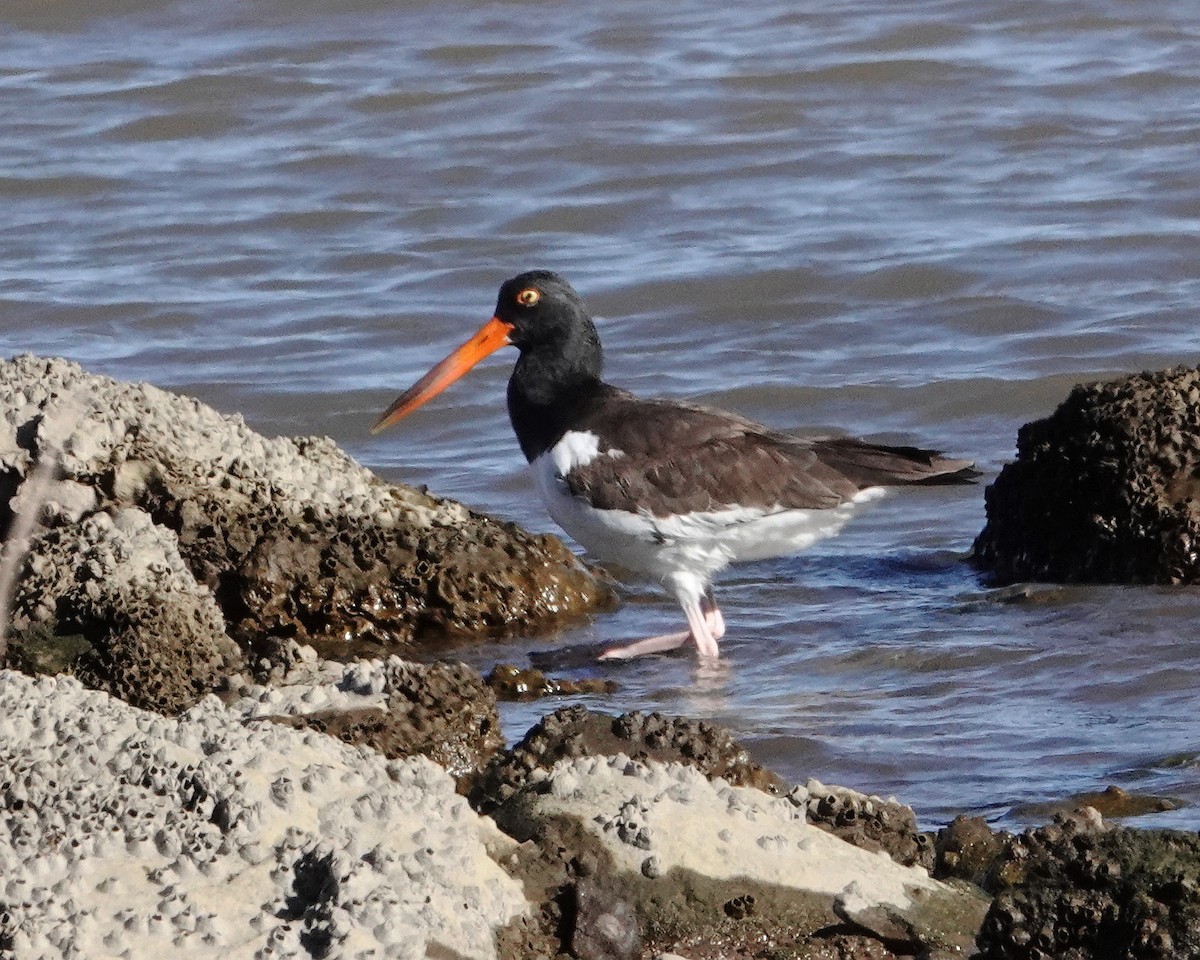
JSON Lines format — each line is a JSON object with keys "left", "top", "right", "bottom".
{"left": 562, "top": 390, "right": 976, "bottom": 518}
{"left": 562, "top": 394, "right": 862, "bottom": 516}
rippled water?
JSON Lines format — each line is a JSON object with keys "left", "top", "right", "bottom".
{"left": 3, "top": 0, "right": 1199, "bottom": 829}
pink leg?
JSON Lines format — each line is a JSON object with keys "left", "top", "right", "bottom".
{"left": 598, "top": 629, "right": 691, "bottom": 660}
{"left": 597, "top": 578, "right": 725, "bottom": 661}
{"left": 703, "top": 590, "right": 726, "bottom": 641}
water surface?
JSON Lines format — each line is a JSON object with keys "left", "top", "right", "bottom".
{"left": 2, "top": 0, "right": 1199, "bottom": 828}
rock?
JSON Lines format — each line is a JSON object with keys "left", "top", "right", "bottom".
{"left": 798, "top": 778, "right": 934, "bottom": 870}
{"left": 0, "top": 669, "right": 528, "bottom": 958}
{"left": 470, "top": 706, "right": 786, "bottom": 814}
{"left": 236, "top": 656, "right": 504, "bottom": 783}
{"left": 571, "top": 878, "right": 641, "bottom": 960}
{"left": 7, "top": 507, "right": 241, "bottom": 714}
{"left": 485, "top": 663, "right": 618, "bottom": 701}
{"left": 974, "top": 366, "right": 1200, "bottom": 584}
{"left": 492, "top": 755, "right": 990, "bottom": 958}
{"left": 0, "top": 355, "right": 608, "bottom": 700}
{"left": 933, "top": 815, "right": 1007, "bottom": 887}
{"left": 976, "top": 813, "right": 1200, "bottom": 959}
{"left": 1012, "top": 784, "right": 1179, "bottom": 822}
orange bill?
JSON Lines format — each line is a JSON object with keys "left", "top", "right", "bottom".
{"left": 371, "top": 316, "right": 515, "bottom": 433}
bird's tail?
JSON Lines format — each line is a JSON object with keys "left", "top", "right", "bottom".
{"left": 811, "top": 436, "right": 980, "bottom": 487}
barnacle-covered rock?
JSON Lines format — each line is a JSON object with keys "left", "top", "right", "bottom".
{"left": 0, "top": 670, "right": 527, "bottom": 958}
{"left": 7, "top": 508, "right": 239, "bottom": 714}
{"left": 974, "top": 366, "right": 1200, "bottom": 584}
{"left": 976, "top": 812, "right": 1200, "bottom": 959}
{"left": 470, "top": 706, "right": 786, "bottom": 814}
{"left": 794, "top": 778, "right": 933, "bottom": 869}
{"left": 0, "top": 355, "right": 608, "bottom": 686}
{"left": 238, "top": 657, "right": 504, "bottom": 784}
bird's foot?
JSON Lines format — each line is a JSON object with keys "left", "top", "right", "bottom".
{"left": 597, "top": 630, "right": 692, "bottom": 660}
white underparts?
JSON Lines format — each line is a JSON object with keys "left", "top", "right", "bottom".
{"left": 531, "top": 432, "right": 887, "bottom": 586}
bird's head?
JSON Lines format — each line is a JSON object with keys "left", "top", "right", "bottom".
{"left": 371, "top": 269, "right": 592, "bottom": 434}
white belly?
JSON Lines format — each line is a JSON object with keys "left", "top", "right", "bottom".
{"left": 530, "top": 444, "right": 885, "bottom": 583}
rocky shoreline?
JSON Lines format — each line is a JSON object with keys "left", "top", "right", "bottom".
{"left": 2, "top": 355, "right": 1199, "bottom": 959}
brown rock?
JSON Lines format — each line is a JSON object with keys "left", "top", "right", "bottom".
{"left": 485, "top": 663, "right": 617, "bottom": 701}
{"left": 975, "top": 365, "right": 1200, "bottom": 584}
{"left": 800, "top": 779, "right": 934, "bottom": 870}
{"left": 470, "top": 705, "right": 786, "bottom": 814}
{"left": 263, "top": 659, "right": 503, "bottom": 782}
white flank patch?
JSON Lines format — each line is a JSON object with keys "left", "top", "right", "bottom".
{"left": 548, "top": 429, "right": 618, "bottom": 475}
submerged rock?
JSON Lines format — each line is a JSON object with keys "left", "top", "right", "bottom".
{"left": 485, "top": 663, "right": 617, "bottom": 701}
{"left": 1012, "top": 784, "right": 1180, "bottom": 822}
{"left": 974, "top": 366, "right": 1200, "bottom": 584}
{"left": 0, "top": 355, "right": 608, "bottom": 709}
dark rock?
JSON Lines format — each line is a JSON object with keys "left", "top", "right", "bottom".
{"left": 974, "top": 366, "right": 1200, "bottom": 584}
{"left": 724, "top": 894, "right": 757, "bottom": 919}
{"left": 263, "top": 659, "right": 503, "bottom": 782}
{"left": 7, "top": 509, "right": 241, "bottom": 714}
{"left": 934, "top": 815, "right": 1007, "bottom": 887}
{"left": 799, "top": 780, "right": 934, "bottom": 870}
{"left": 485, "top": 663, "right": 617, "bottom": 701}
{"left": 976, "top": 814, "right": 1200, "bottom": 959}
{"left": 469, "top": 705, "right": 786, "bottom": 814}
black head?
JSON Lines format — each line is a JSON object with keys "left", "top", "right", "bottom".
{"left": 493, "top": 270, "right": 591, "bottom": 350}
{"left": 371, "top": 268, "right": 602, "bottom": 438}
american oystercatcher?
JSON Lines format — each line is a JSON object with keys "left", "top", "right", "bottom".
{"left": 373, "top": 270, "right": 976, "bottom": 660}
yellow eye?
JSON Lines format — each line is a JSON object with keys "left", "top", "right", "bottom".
{"left": 516, "top": 288, "right": 540, "bottom": 306}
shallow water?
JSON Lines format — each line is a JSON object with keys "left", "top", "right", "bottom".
{"left": 2, "top": 0, "right": 1199, "bottom": 829}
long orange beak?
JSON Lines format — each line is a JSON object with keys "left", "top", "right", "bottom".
{"left": 371, "top": 316, "right": 515, "bottom": 434}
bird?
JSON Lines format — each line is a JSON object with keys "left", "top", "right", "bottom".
{"left": 372, "top": 270, "right": 977, "bottom": 660}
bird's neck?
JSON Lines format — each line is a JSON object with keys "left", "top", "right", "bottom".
{"left": 507, "top": 329, "right": 605, "bottom": 462}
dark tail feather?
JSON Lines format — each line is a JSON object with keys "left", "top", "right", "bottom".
{"left": 811, "top": 437, "right": 979, "bottom": 488}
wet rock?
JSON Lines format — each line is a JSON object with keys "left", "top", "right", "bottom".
{"left": 933, "top": 815, "right": 1007, "bottom": 887}
{"left": 796, "top": 778, "right": 934, "bottom": 870}
{"left": 1012, "top": 784, "right": 1179, "bottom": 822}
{"left": 492, "top": 755, "right": 990, "bottom": 959}
{"left": 976, "top": 813, "right": 1200, "bottom": 959}
{"left": 7, "top": 507, "right": 241, "bottom": 714}
{"left": 0, "top": 355, "right": 608, "bottom": 694}
{"left": 470, "top": 705, "right": 786, "bottom": 814}
{"left": 257, "top": 658, "right": 504, "bottom": 782}
{"left": 485, "top": 663, "right": 617, "bottom": 701}
{"left": 974, "top": 365, "right": 1200, "bottom": 584}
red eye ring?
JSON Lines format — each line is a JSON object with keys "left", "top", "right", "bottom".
{"left": 516, "top": 288, "right": 540, "bottom": 306}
